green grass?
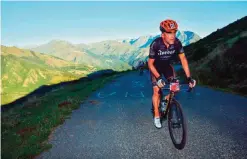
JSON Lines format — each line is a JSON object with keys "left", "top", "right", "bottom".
{"left": 184, "top": 16, "right": 247, "bottom": 62}
{"left": 1, "top": 72, "right": 128, "bottom": 159}
{"left": 181, "top": 16, "right": 247, "bottom": 96}
{"left": 195, "top": 82, "right": 247, "bottom": 97}
{"left": 176, "top": 69, "right": 247, "bottom": 97}
{"left": 2, "top": 49, "right": 131, "bottom": 105}
{"left": 1, "top": 54, "right": 93, "bottom": 105}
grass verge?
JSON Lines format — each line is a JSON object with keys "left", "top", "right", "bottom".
{"left": 1, "top": 72, "right": 127, "bottom": 159}
{"left": 176, "top": 69, "right": 247, "bottom": 97}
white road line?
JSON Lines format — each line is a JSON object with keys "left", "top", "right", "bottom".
{"left": 109, "top": 92, "right": 116, "bottom": 95}
{"left": 97, "top": 92, "right": 116, "bottom": 98}
{"left": 125, "top": 92, "right": 128, "bottom": 97}
{"left": 129, "top": 92, "right": 144, "bottom": 98}
{"left": 97, "top": 92, "right": 102, "bottom": 98}
{"left": 141, "top": 91, "right": 145, "bottom": 98}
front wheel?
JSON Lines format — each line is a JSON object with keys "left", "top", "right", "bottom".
{"left": 168, "top": 99, "right": 187, "bottom": 150}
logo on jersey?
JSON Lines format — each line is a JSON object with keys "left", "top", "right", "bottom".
{"left": 158, "top": 50, "right": 175, "bottom": 56}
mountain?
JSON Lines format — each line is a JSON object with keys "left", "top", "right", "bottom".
{"left": 81, "top": 40, "right": 150, "bottom": 68}
{"left": 28, "top": 30, "right": 200, "bottom": 69}
{"left": 119, "top": 31, "right": 200, "bottom": 67}
{"left": 121, "top": 31, "right": 201, "bottom": 48}
{"left": 30, "top": 40, "right": 80, "bottom": 58}
{"left": 2, "top": 29, "right": 201, "bottom": 104}
{"left": 85, "top": 40, "right": 141, "bottom": 62}
{"left": 1, "top": 45, "right": 99, "bottom": 105}
{"left": 82, "top": 30, "right": 200, "bottom": 67}
{"left": 121, "top": 35, "right": 160, "bottom": 48}
{"left": 182, "top": 16, "right": 247, "bottom": 94}
{"left": 121, "top": 31, "right": 200, "bottom": 67}
{"left": 30, "top": 40, "right": 131, "bottom": 71}
{"left": 177, "top": 31, "right": 201, "bottom": 46}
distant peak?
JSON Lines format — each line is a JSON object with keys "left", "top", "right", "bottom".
{"left": 44, "top": 39, "right": 76, "bottom": 47}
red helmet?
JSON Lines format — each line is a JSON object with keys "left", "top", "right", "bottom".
{"left": 160, "top": 19, "right": 178, "bottom": 32}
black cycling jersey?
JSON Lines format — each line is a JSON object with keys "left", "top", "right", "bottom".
{"left": 149, "top": 37, "right": 184, "bottom": 68}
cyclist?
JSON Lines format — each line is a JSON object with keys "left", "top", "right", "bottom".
{"left": 138, "top": 60, "right": 145, "bottom": 73}
{"left": 148, "top": 19, "right": 196, "bottom": 128}
{"left": 138, "top": 60, "right": 145, "bottom": 68}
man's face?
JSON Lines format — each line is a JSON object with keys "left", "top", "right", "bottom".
{"left": 162, "top": 30, "right": 177, "bottom": 45}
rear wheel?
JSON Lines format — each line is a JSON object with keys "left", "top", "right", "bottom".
{"left": 168, "top": 99, "right": 187, "bottom": 150}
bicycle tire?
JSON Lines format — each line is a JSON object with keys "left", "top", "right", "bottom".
{"left": 168, "top": 99, "right": 187, "bottom": 150}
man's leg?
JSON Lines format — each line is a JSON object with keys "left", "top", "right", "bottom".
{"left": 150, "top": 71, "right": 162, "bottom": 128}
{"left": 152, "top": 86, "right": 161, "bottom": 118}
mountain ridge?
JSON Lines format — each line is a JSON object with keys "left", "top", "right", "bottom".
{"left": 1, "top": 45, "right": 99, "bottom": 105}
{"left": 182, "top": 16, "right": 247, "bottom": 94}
{"left": 28, "top": 30, "right": 201, "bottom": 68}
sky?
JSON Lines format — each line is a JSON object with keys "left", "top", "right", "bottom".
{"left": 1, "top": 1, "right": 247, "bottom": 46}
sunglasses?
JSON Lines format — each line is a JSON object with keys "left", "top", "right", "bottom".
{"left": 164, "top": 30, "right": 177, "bottom": 34}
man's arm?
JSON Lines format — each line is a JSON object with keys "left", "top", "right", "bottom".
{"left": 148, "top": 59, "right": 160, "bottom": 78}
{"left": 148, "top": 40, "right": 161, "bottom": 79}
{"left": 178, "top": 53, "right": 191, "bottom": 79}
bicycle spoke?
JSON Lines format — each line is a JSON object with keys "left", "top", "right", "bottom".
{"left": 171, "top": 115, "right": 183, "bottom": 143}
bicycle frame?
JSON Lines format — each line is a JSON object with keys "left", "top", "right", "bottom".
{"left": 159, "top": 81, "right": 193, "bottom": 118}
{"left": 160, "top": 88, "right": 176, "bottom": 119}
{"left": 157, "top": 79, "right": 193, "bottom": 150}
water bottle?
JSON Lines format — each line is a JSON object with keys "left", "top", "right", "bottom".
{"left": 160, "top": 101, "right": 166, "bottom": 112}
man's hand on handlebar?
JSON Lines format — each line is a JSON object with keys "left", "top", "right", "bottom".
{"left": 157, "top": 76, "right": 165, "bottom": 88}
{"left": 187, "top": 77, "right": 196, "bottom": 88}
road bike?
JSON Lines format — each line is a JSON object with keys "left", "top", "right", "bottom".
{"left": 151, "top": 78, "right": 194, "bottom": 150}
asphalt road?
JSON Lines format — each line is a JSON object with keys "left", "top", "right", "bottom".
{"left": 37, "top": 70, "right": 247, "bottom": 159}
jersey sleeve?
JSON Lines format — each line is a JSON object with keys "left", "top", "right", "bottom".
{"left": 149, "top": 40, "right": 157, "bottom": 59}
{"left": 177, "top": 40, "right": 184, "bottom": 54}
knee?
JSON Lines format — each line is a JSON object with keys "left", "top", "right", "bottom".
{"left": 153, "top": 87, "right": 160, "bottom": 97}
